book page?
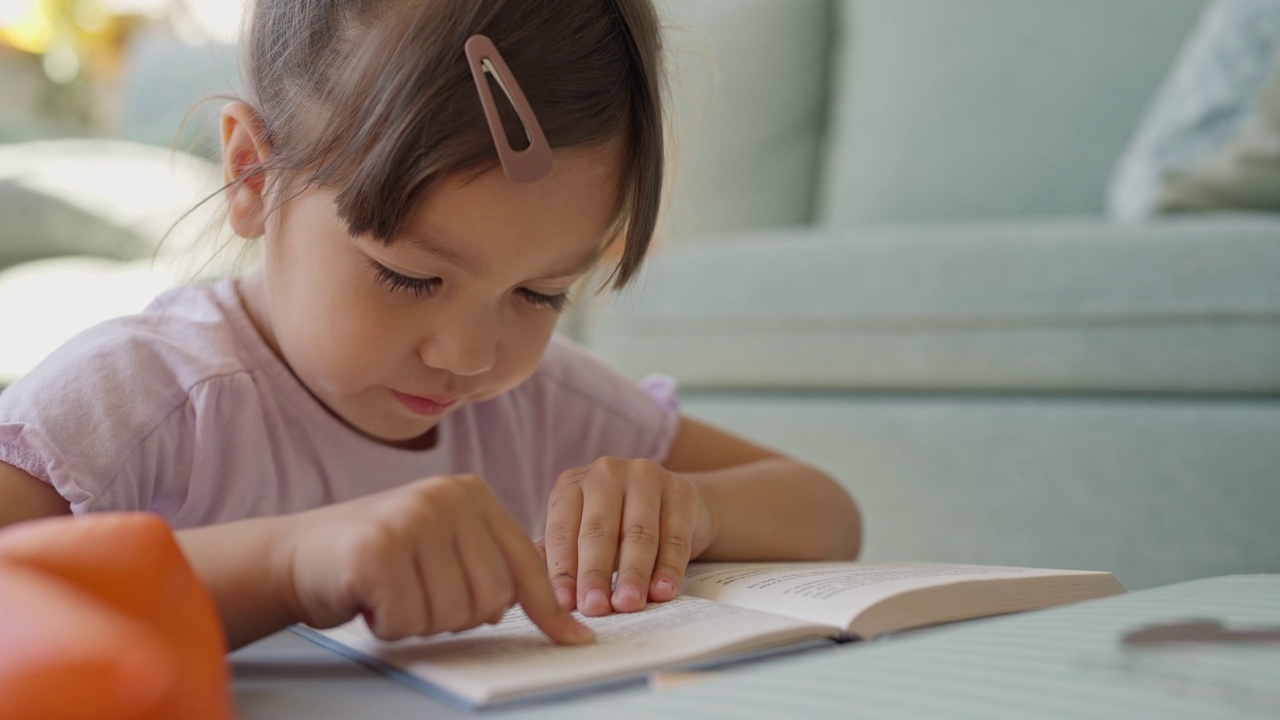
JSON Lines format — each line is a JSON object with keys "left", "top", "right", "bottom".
{"left": 310, "top": 595, "right": 829, "bottom": 706}
{"left": 495, "top": 576, "right": 1277, "bottom": 719}
{"left": 681, "top": 562, "right": 1113, "bottom": 633}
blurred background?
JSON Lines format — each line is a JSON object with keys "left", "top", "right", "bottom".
{"left": 0, "top": 0, "right": 239, "bottom": 145}
{"left": 0, "top": 1, "right": 1277, "bottom": 589}
{"left": 0, "top": 0, "right": 238, "bottom": 381}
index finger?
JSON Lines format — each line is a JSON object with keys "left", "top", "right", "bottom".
{"left": 481, "top": 495, "right": 595, "bottom": 645}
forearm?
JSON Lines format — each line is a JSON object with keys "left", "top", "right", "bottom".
{"left": 177, "top": 515, "right": 299, "bottom": 650}
{"left": 688, "top": 457, "right": 861, "bottom": 562}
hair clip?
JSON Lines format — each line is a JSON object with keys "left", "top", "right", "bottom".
{"left": 464, "top": 34, "right": 553, "bottom": 184}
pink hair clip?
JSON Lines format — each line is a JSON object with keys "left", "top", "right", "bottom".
{"left": 464, "top": 34, "right": 554, "bottom": 184}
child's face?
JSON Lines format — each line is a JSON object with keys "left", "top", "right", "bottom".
{"left": 241, "top": 143, "right": 623, "bottom": 445}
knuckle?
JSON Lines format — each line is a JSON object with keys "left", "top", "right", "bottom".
{"left": 661, "top": 533, "right": 693, "bottom": 557}
{"left": 578, "top": 568, "right": 614, "bottom": 586}
{"left": 665, "top": 472, "right": 695, "bottom": 496}
{"left": 655, "top": 561, "right": 687, "bottom": 580}
{"left": 599, "top": 455, "right": 638, "bottom": 477}
{"left": 555, "top": 467, "right": 590, "bottom": 488}
{"left": 622, "top": 522, "right": 659, "bottom": 547}
{"left": 634, "top": 457, "right": 661, "bottom": 473}
{"left": 583, "top": 456, "right": 621, "bottom": 479}
{"left": 579, "top": 519, "right": 617, "bottom": 543}
{"left": 419, "top": 474, "right": 484, "bottom": 502}
{"left": 384, "top": 501, "right": 431, "bottom": 532}
{"left": 549, "top": 569, "right": 577, "bottom": 584}
{"left": 616, "top": 565, "right": 651, "bottom": 585}
{"left": 436, "top": 477, "right": 472, "bottom": 504}
{"left": 542, "top": 523, "right": 578, "bottom": 550}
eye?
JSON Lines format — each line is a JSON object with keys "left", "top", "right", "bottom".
{"left": 518, "top": 288, "right": 571, "bottom": 313}
{"left": 367, "top": 261, "right": 440, "bottom": 299}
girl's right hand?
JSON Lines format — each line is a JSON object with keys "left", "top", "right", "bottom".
{"left": 277, "top": 475, "right": 595, "bottom": 645}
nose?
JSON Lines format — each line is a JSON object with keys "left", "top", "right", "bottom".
{"left": 419, "top": 310, "right": 498, "bottom": 377}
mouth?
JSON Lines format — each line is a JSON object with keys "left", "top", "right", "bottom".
{"left": 392, "top": 390, "right": 459, "bottom": 417}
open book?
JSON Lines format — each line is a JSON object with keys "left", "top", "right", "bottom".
{"left": 295, "top": 561, "right": 1126, "bottom": 707}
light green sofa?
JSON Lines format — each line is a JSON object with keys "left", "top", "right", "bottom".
{"left": 587, "top": 0, "right": 1280, "bottom": 590}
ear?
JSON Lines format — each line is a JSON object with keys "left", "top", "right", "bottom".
{"left": 221, "top": 102, "right": 271, "bottom": 239}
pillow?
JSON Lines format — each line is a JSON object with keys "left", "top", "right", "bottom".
{"left": 653, "top": 0, "right": 832, "bottom": 243}
{"left": 1108, "top": 0, "right": 1280, "bottom": 220}
{"left": 819, "top": 0, "right": 1204, "bottom": 226}
{"left": 1157, "top": 55, "right": 1280, "bottom": 211}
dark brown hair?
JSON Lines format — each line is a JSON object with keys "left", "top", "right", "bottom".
{"left": 238, "top": 0, "right": 664, "bottom": 288}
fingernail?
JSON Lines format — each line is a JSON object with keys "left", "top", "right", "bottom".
{"left": 555, "top": 587, "right": 575, "bottom": 610}
{"left": 655, "top": 577, "right": 675, "bottom": 599}
{"left": 585, "top": 588, "right": 611, "bottom": 615}
{"left": 613, "top": 585, "right": 643, "bottom": 610}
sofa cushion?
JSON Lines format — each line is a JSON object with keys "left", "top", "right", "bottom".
{"left": 819, "top": 0, "right": 1206, "bottom": 225}
{"left": 1109, "top": 0, "right": 1280, "bottom": 220}
{"left": 655, "top": 0, "right": 833, "bottom": 241}
{"left": 588, "top": 216, "right": 1280, "bottom": 394}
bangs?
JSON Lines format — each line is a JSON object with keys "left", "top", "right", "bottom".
{"left": 245, "top": 0, "right": 662, "bottom": 286}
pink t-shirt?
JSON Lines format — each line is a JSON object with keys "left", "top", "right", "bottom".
{"left": 0, "top": 279, "right": 679, "bottom": 536}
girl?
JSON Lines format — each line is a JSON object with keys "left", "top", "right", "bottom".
{"left": 0, "top": 0, "right": 860, "bottom": 649}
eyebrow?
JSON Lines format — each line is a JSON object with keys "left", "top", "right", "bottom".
{"left": 404, "top": 233, "right": 603, "bottom": 280}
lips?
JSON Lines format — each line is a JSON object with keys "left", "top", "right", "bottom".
{"left": 392, "top": 390, "right": 458, "bottom": 417}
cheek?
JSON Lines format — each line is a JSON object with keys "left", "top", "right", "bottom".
{"left": 273, "top": 258, "right": 403, "bottom": 393}
{"left": 494, "top": 314, "right": 559, "bottom": 388}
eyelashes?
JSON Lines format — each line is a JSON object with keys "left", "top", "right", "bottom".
{"left": 368, "top": 261, "right": 440, "bottom": 298}
{"left": 366, "top": 261, "right": 570, "bottom": 312}
{"left": 519, "top": 288, "right": 571, "bottom": 313}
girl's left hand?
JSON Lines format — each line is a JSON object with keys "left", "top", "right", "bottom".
{"left": 539, "top": 457, "right": 717, "bottom": 616}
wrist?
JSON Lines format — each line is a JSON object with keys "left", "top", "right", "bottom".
{"left": 176, "top": 514, "right": 311, "bottom": 649}
{"left": 685, "top": 473, "right": 722, "bottom": 560}
{"left": 267, "top": 512, "right": 308, "bottom": 628}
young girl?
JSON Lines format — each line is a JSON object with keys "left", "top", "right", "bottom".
{"left": 0, "top": 0, "right": 860, "bottom": 649}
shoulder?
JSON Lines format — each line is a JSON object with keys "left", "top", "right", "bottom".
{"left": 0, "top": 279, "right": 269, "bottom": 511}
{"left": 8, "top": 279, "right": 249, "bottom": 404}
{"left": 0, "top": 279, "right": 257, "bottom": 462}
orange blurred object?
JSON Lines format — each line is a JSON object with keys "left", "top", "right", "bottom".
{"left": 0, "top": 513, "right": 233, "bottom": 720}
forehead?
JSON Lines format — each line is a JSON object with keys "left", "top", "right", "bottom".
{"left": 392, "top": 141, "right": 626, "bottom": 278}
